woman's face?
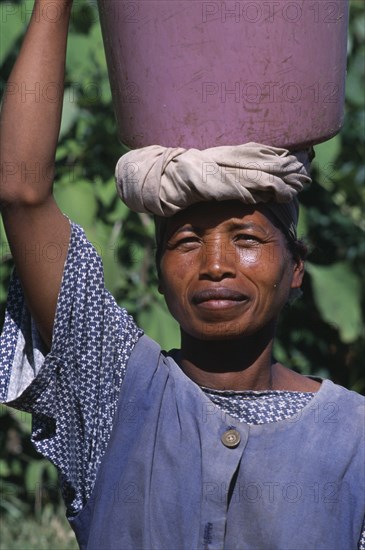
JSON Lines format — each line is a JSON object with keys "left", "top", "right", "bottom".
{"left": 158, "top": 201, "right": 304, "bottom": 341}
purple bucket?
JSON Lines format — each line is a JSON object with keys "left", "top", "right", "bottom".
{"left": 97, "top": 0, "right": 349, "bottom": 149}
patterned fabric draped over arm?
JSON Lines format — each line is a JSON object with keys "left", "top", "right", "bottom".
{"left": 0, "top": 222, "right": 143, "bottom": 516}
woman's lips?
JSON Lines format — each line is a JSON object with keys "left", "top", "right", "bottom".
{"left": 192, "top": 288, "right": 248, "bottom": 309}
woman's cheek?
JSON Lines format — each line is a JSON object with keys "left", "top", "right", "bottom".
{"left": 162, "top": 252, "right": 190, "bottom": 281}
{"left": 237, "top": 247, "right": 262, "bottom": 265}
{"left": 237, "top": 244, "right": 286, "bottom": 270}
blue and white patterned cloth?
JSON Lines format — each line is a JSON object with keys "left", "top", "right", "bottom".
{"left": 0, "top": 221, "right": 364, "bottom": 548}
{"left": 202, "top": 387, "right": 314, "bottom": 424}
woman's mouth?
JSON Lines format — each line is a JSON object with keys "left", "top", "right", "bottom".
{"left": 192, "top": 288, "right": 248, "bottom": 309}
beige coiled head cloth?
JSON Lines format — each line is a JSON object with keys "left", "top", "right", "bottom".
{"left": 115, "top": 142, "right": 312, "bottom": 242}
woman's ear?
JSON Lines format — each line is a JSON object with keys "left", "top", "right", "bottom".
{"left": 291, "top": 259, "right": 305, "bottom": 289}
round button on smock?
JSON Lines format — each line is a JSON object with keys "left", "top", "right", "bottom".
{"left": 221, "top": 429, "right": 241, "bottom": 448}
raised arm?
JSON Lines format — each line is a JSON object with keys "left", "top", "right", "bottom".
{"left": 0, "top": 0, "right": 73, "bottom": 347}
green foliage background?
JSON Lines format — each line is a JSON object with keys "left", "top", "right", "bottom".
{"left": 0, "top": 0, "right": 364, "bottom": 547}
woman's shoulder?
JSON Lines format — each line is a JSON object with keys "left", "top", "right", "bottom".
{"left": 273, "top": 363, "right": 365, "bottom": 407}
{"left": 273, "top": 363, "right": 322, "bottom": 392}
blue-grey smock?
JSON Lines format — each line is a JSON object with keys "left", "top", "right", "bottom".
{"left": 70, "top": 334, "right": 365, "bottom": 550}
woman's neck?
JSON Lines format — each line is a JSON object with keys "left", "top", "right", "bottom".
{"left": 176, "top": 328, "right": 321, "bottom": 393}
{"left": 177, "top": 327, "right": 276, "bottom": 391}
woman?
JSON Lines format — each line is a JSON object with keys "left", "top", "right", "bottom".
{"left": 0, "top": 1, "right": 364, "bottom": 548}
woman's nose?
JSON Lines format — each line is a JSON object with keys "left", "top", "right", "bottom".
{"left": 199, "top": 239, "right": 236, "bottom": 280}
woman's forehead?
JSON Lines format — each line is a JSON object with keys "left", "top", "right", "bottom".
{"left": 164, "top": 201, "right": 279, "bottom": 235}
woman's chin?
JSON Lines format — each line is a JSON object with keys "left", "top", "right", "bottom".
{"left": 183, "top": 322, "right": 248, "bottom": 342}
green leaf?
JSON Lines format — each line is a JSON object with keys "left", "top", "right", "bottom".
{"left": 59, "top": 92, "right": 79, "bottom": 138}
{"left": 107, "top": 200, "right": 129, "bottom": 223}
{"left": 94, "top": 177, "right": 117, "bottom": 207}
{"left": 66, "top": 33, "right": 92, "bottom": 82}
{"left": 24, "top": 459, "right": 57, "bottom": 495}
{"left": 139, "top": 300, "right": 180, "bottom": 350}
{"left": 3, "top": 408, "right": 32, "bottom": 434}
{"left": 54, "top": 180, "right": 97, "bottom": 228}
{"left": 66, "top": 22, "right": 106, "bottom": 82}
{"left": 306, "top": 262, "right": 363, "bottom": 343}
{"left": 0, "top": 3, "right": 26, "bottom": 65}
{"left": 0, "top": 459, "right": 11, "bottom": 477}
{"left": 0, "top": 217, "right": 10, "bottom": 259}
{"left": 313, "top": 135, "right": 341, "bottom": 191}
{"left": 25, "top": 460, "right": 45, "bottom": 494}
{"left": 297, "top": 205, "right": 308, "bottom": 239}
{"left": 346, "top": 46, "right": 365, "bottom": 107}
{"left": 90, "top": 22, "right": 107, "bottom": 68}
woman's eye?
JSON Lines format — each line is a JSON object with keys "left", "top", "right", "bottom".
{"left": 235, "top": 234, "right": 260, "bottom": 244}
{"left": 167, "top": 236, "right": 200, "bottom": 249}
{"left": 177, "top": 236, "right": 200, "bottom": 246}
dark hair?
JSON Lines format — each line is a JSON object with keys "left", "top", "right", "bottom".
{"left": 267, "top": 211, "right": 308, "bottom": 263}
{"left": 285, "top": 237, "right": 308, "bottom": 262}
{"left": 154, "top": 216, "right": 167, "bottom": 279}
